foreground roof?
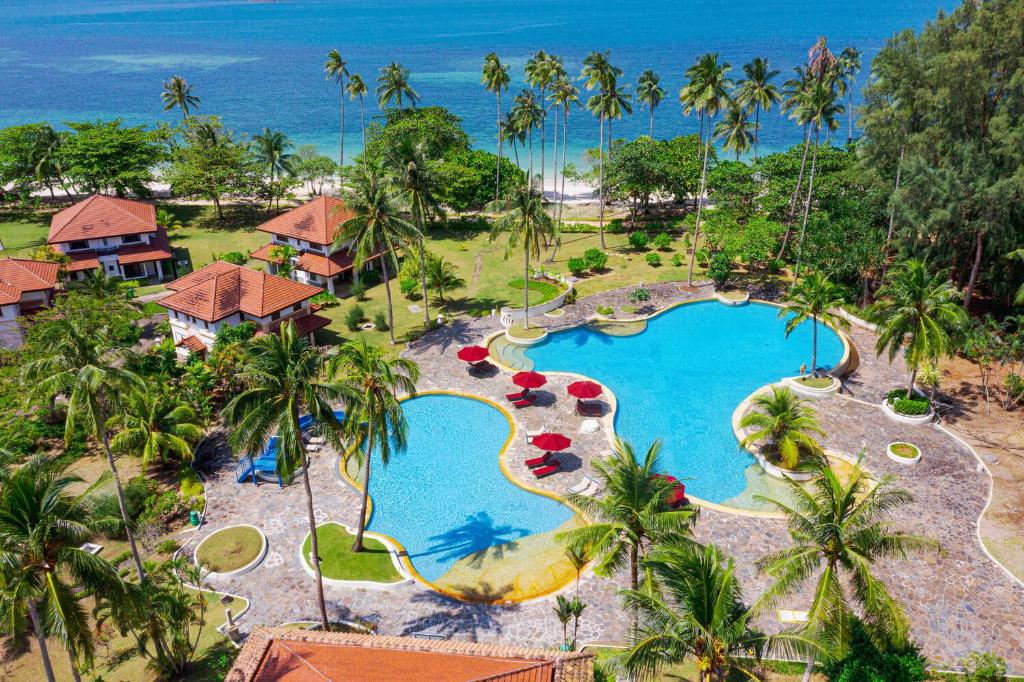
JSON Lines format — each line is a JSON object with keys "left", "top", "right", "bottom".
{"left": 255, "top": 196, "right": 356, "bottom": 246}
{"left": 227, "top": 627, "right": 594, "bottom": 682}
{"left": 0, "top": 258, "right": 59, "bottom": 305}
{"left": 48, "top": 194, "right": 157, "bottom": 243}
{"left": 162, "top": 261, "right": 322, "bottom": 323}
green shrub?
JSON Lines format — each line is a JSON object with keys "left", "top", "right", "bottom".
{"left": 155, "top": 539, "right": 180, "bottom": 554}
{"left": 584, "top": 248, "right": 608, "bottom": 271}
{"left": 139, "top": 490, "right": 181, "bottom": 526}
{"left": 561, "top": 222, "right": 598, "bottom": 233}
{"left": 961, "top": 652, "right": 1006, "bottom": 682}
{"left": 886, "top": 389, "right": 930, "bottom": 416}
{"left": 822, "top": 618, "right": 927, "bottom": 682}
{"left": 708, "top": 252, "right": 732, "bottom": 286}
{"left": 345, "top": 305, "right": 365, "bottom": 332}
{"left": 608, "top": 219, "right": 625, "bottom": 234}
{"left": 350, "top": 280, "right": 367, "bottom": 300}
{"left": 215, "top": 251, "right": 248, "bottom": 266}
{"left": 652, "top": 232, "right": 672, "bottom": 250}
{"left": 596, "top": 305, "right": 614, "bottom": 316}
{"left": 628, "top": 231, "right": 649, "bottom": 250}
{"left": 768, "top": 258, "right": 784, "bottom": 274}
{"left": 671, "top": 253, "right": 684, "bottom": 267}
{"left": 645, "top": 252, "right": 661, "bottom": 267}
{"left": 358, "top": 270, "right": 380, "bottom": 287}
{"left": 310, "top": 291, "right": 339, "bottom": 307}
{"left": 629, "top": 287, "right": 651, "bottom": 305}
{"left": 563, "top": 288, "right": 578, "bottom": 305}
{"left": 1004, "top": 373, "right": 1024, "bottom": 403}
{"left": 213, "top": 321, "right": 256, "bottom": 350}
{"left": 399, "top": 277, "right": 418, "bottom": 296}
{"left": 123, "top": 476, "right": 158, "bottom": 520}
{"left": 373, "top": 312, "right": 389, "bottom": 331}
{"left": 567, "top": 257, "right": 587, "bottom": 276}
{"left": 110, "top": 550, "right": 133, "bottom": 567}
{"left": 178, "top": 469, "right": 204, "bottom": 501}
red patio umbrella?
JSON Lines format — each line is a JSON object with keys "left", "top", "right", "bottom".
{"left": 531, "top": 433, "right": 572, "bottom": 452}
{"left": 457, "top": 345, "right": 490, "bottom": 362}
{"left": 512, "top": 371, "right": 548, "bottom": 389}
{"left": 567, "top": 380, "right": 603, "bottom": 400}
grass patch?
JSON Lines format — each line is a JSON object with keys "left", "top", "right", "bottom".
{"left": 797, "top": 375, "right": 835, "bottom": 389}
{"left": 507, "top": 277, "right": 564, "bottom": 305}
{"left": 506, "top": 323, "right": 546, "bottom": 340}
{"left": 162, "top": 204, "right": 270, "bottom": 273}
{"left": 133, "top": 283, "right": 168, "bottom": 297}
{"left": 589, "top": 319, "right": 647, "bottom": 337}
{"left": 890, "top": 443, "right": 920, "bottom": 459}
{"left": 195, "top": 525, "right": 263, "bottom": 573}
{"left": 720, "top": 289, "right": 748, "bottom": 301}
{"left": 302, "top": 523, "right": 402, "bottom": 583}
{"left": 0, "top": 209, "right": 52, "bottom": 256}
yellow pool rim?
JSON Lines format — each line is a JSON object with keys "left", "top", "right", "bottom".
{"left": 336, "top": 389, "right": 584, "bottom": 605}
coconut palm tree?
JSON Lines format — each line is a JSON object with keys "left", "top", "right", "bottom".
{"left": 501, "top": 111, "right": 525, "bottom": 168}
{"left": 807, "top": 36, "right": 838, "bottom": 83}
{"left": 739, "top": 386, "right": 825, "bottom": 470}
{"left": 345, "top": 74, "right": 369, "bottom": 170}
{"left": 755, "top": 459, "right": 938, "bottom": 658}
{"left": 550, "top": 75, "right": 579, "bottom": 251}
{"left": 684, "top": 54, "right": 733, "bottom": 285}
{"left": 252, "top": 128, "right": 295, "bottom": 210}
{"left": 0, "top": 457, "right": 125, "bottom": 682}
{"left": 155, "top": 207, "right": 183, "bottom": 232}
{"left": 31, "top": 124, "right": 71, "bottom": 198}
{"left": 582, "top": 50, "right": 622, "bottom": 249}
{"left": 108, "top": 385, "right": 203, "bottom": 468}
{"left": 511, "top": 89, "right": 543, "bottom": 188}
{"left": 525, "top": 50, "right": 557, "bottom": 197}
{"left": 781, "top": 66, "right": 815, "bottom": 229}
{"left": 779, "top": 273, "right": 850, "bottom": 376}
{"left": 22, "top": 319, "right": 147, "bottom": 580}
{"left": 553, "top": 594, "right": 574, "bottom": 648}
{"left": 735, "top": 57, "right": 780, "bottom": 161}
{"left": 328, "top": 339, "right": 419, "bottom": 551}
{"left": 837, "top": 47, "right": 861, "bottom": 145}
{"left": 481, "top": 53, "right": 511, "bottom": 200}
{"left": 424, "top": 254, "right": 465, "bottom": 304}
{"left": 635, "top": 70, "right": 665, "bottom": 138}
{"left": 323, "top": 49, "right": 349, "bottom": 167}
{"left": 713, "top": 102, "right": 754, "bottom": 161}
{"left": 485, "top": 186, "right": 554, "bottom": 329}
{"left": 72, "top": 270, "right": 123, "bottom": 299}
{"left": 793, "top": 82, "right": 844, "bottom": 280}
{"left": 376, "top": 62, "right": 419, "bottom": 109}
{"left": 872, "top": 260, "right": 966, "bottom": 398}
{"left": 160, "top": 75, "right": 199, "bottom": 119}
{"left": 336, "top": 163, "right": 420, "bottom": 344}
{"left": 557, "top": 438, "right": 698, "bottom": 635}
{"left": 222, "top": 321, "right": 345, "bottom": 632}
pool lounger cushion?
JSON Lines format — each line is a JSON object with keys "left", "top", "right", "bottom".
{"left": 576, "top": 399, "right": 602, "bottom": 417}
{"left": 513, "top": 394, "right": 537, "bottom": 409}
{"left": 506, "top": 388, "right": 529, "bottom": 401}
{"left": 533, "top": 460, "right": 561, "bottom": 478}
{"left": 525, "top": 451, "right": 552, "bottom": 468}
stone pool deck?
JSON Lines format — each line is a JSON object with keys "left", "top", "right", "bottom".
{"left": 190, "top": 283, "right": 1024, "bottom": 671}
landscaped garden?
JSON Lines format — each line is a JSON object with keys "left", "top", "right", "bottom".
{"left": 195, "top": 525, "right": 265, "bottom": 574}
{"left": 301, "top": 523, "right": 402, "bottom": 583}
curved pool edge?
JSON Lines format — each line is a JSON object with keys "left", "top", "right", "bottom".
{"left": 336, "top": 389, "right": 586, "bottom": 605}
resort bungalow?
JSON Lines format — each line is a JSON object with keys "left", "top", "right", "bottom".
{"left": 48, "top": 194, "right": 173, "bottom": 283}
{"left": 250, "top": 195, "right": 379, "bottom": 296}
{"left": 0, "top": 258, "right": 59, "bottom": 349}
{"left": 161, "top": 261, "right": 330, "bottom": 360}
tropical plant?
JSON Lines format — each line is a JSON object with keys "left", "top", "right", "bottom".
{"left": 251, "top": 128, "right": 295, "bottom": 209}
{"left": 108, "top": 385, "right": 203, "bottom": 468}
{"left": 345, "top": 73, "right": 369, "bottom": 170}
{"left": 160, "top": 75, "right": 200, "bottom": 119}
{"left": 376, "top": 62, "right": 419, "bottom": 109}
{"left": 554, "top": 594, "right": 574, "bottom": 648}
{"left": 221, "top": 321, "right": 345, "bottom": 631}
{"left": 269, "top": 243, "right": 299, "bottom": 279}
{"left": 713, "top": 102, "right": 754, "bottom": 161}
{"left": 550, "top": 75, "right": 580, "bottom": 247}
{"left": 581, "top": 50, "right": 624, "bottom": 248}
{"left": 755, "top": 458, "right": 939, "bottom": 658}
{"left": 511, "top": 88, "right": 543, "bottom": 187}
{"left": 779, "top": 273, "right": 850, "bottom": 376}
{"left": 424, "top": 254, "right": 465, "bottom": 304}
{"left": 525, "top": 49, "right": 557, "bottom": 197}
{"left": 872, "top": 260, "right": 966, "bottom": 398}
{"left": 329, "top": 339, "right": 419, "bottom": 550}
{"left": 635, "top": 70, "right": 665, "bottom": 138}
{"left": 735, "top": 57, "right": 780, "bottom": 160}
{"left": 323, "top": 49, "right": 350, "bottom": 167}
{"left": 485, "top": 186, "right": 555, "bottom": 328}
{"left": 72, "top": 270, "right": 124, "bottom": 299}
{"left": 155, "top": 207, "right": 183, "bottom": 232}
{"left": 740, "top": 386, "right": 825, "bottom": 470}
{"left": 837, "top": 46, "right": 862, "bottom": 146}
{"left": 481, "top": 53, "right": 511, "bottom": 200}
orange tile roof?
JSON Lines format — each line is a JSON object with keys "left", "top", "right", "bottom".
{"left": 67, "top": 251, "right": 100, "bottom": 272}
{"left": 0, "top": 280, "right": 20, "bottom": 306}
{"left": 162, "top": 262, "right": 323, "bottom": 323}
{"left": 0, "top": 258, "right": 59, "bottom": 295}
{"left": 117, "top": 226, "right": 172, "bottom": 264}
{"left": 175, "top": 335, "right": 207, "bottom": 354}
{"left": 290, "top": 312, "right": 331, "bottom": 337}
{"left": 255, "top": 196, "right": 356, "bottom": 246}
{"left": 48, "top": 194, "right": 157, "bottom": 243}
{"left": 250, "top": 243, "right": 362, "bottom": 278}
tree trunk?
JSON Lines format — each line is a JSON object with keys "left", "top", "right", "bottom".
{"left": 649, "top": 107, "right": 654, "bottom": 138}
{"left": 598, "top": 114, "right": 606, "bottom": 249}
{"left": 27, "top": 598, "right": 57, "bottom": 682}
{"left": 907, "top": 363, "right": 919, "bottom": 400}
{"left": 753, "top": 104, "right": 760, "bottom": 161}
{"left": 496, "top": 90, "right": 502, "bottom": 200}
{"left": 793, "top": 124, "right": 820, "bottom": 281}
{"left": 847, "top": 90, "right": 853, "bottom": 146}
{"left": 629, "top": 543, "right": 639, "bottom": 639}
{"left": 359, "top": 96, "right": 367, "bottom": 175}
{"left": 302, "top": 460, "right": 331, "bottom": 631}
{"left": 418, "top": 233, "right": 429, "bottom": 326}
{"left": 686, "top": 125, "right": 713, "bottom": 285}
{"left": 880, "top": 144, "right": 905, "bottom": 283}
{"left": 102, "top": 430, "right": 146, "bottom": 582}
{"left": 963, "top": 230, "right": 984, "bottom": 312}
{"left": 552, "top": 101, "right": 559, "bottom": 213}
{"left": 340, "top": 82, "right": 346, "bottom": 168}
{"left": 787, "top": 123, "right": 812, "bottom": 222}
{"left": 353, "top": 423, "right": 373, "bottom": 552}
{"left": 528, "top": 126, "right": 534, "bottom": 190}
{"left": 698, "top": 112, "right": 704, "bottom": 160}
{"left": 540, "top": 89, "right": 546, "bottom": 204}
{"left": 555, "top": 107, "right": 569, "bottom": 258}
{"left": 380, "top": 254, "right": 396, "bottom": 344}
{"left": 811, "top": 315, "right": 818, "bottom": 376}
{"left": 66, "top": 646, "right": 82, "bottom": 682}
{"left": 801, "top": 656, "right": 815, "bottom": 682}
{"left": 213, "top": 195, "right": 223, "bottom": 220}
{"left": 523, "top": 232, "right": 531, "bottom": 329}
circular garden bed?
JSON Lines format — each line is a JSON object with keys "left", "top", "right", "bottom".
{"left": 887, "top": 442, "right": 922, "bottom": 465}
{"left": 505, "top": 323, "right": 549, "bottom": 346}
{"left": 881, "top": 389, "right": 934, "bottom": 425}
{"left": 195, "top": 524, "right": 266, "bottom": 576}
{"left": 302, "top": 522, "right": 403, "bottom": 584}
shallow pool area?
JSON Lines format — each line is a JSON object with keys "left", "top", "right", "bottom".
{"left": 357, "top": 394, "right": 576, "bottom": 594}
{"left": 524, "top": 300, "right": 845, "bottom": 504}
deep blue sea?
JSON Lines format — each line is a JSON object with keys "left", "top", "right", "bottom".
{"left": 0, "top": 0, "right": 949, "bottom": 167}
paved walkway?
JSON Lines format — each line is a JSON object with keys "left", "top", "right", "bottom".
{"left": 191, "top": 285, "right": 1024, "bottom": 671}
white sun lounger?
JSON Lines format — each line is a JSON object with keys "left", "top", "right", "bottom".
{"left": 566, "top": 474, "right": 603, "bottom": 497}
{"left": 525, "top": 426, "right": 547, "bottom": 443}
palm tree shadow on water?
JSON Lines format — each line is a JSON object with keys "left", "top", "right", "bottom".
{"left": 416, "top": 511, "right": 529, "bottom": 568}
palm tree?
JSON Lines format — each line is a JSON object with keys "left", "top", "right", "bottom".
{"left": 108, "top": 385, "right": 203, "bottom": 468}
{"left": 376, "top": 62, "right": 419, "bottom": 109}
{"left": 837, "top": 47, "right": 861, "bottom": 145}
{"left": 553, "top": 594, "right": 574, "bottom": 648}
{"left": 323, "top": 49, "right": 350, "bottom": 168}
{"left": 779, "top": 273, "right": 850, "bottom": 376}
{"left": 336, "top": 163, "right": 420, "bottom": 344}
{"left": 739, "top": 386, "right": 825, "bottom": 471}
{"left": 269, "top": 243, "right": 300, "bottom": 279}
{"left": 511, "top": 89, "right": 543, "bottom": 188}
{"left": 345, "top": 74, "right": 369, "bottom": 170}
{"left": 781, "top": 66, "right": 815, "bottom": 228}
{"left": 755, "top": 459, "right": 938, "bottom": 657}
{"left": 793, "top": 82, "right": 843, "bottom": 280}
{"left": 22, "top": 319, "right": 147, "bottom": 580}
{"left": 685, "top": 54, "right": 733, "bottom": 285}
{"left": 252, "top": 128, "right": 295, "bottom": 210}
{"left": 713, "top": 102, "right": 754, "bottom": 161}
{"left": 872, "top": 260, "right": 966, "bottom": 398}
{"left": 0, "top": 457, "right": 125, "bottom": 682}
{"left": 485, "top": 186, "right": 555, "bottom": 329}
{"left": 329, "top": 340, "right": 419, "bottom": 551}
{"left": 735, "top": 57, "right": 780, "bottom": 161}
{"left": 31, "top": 124, "right": 70, "bottom": 198}
{"left": 550, "top": 76, "right": 579, "bottom": 253}
{"left": 424, "top": 254, "right": 465, "bottom": 304}
{"left": 481, "top": 54, "right": 511, "bottom": 200}
{"left": 807, "top": 36, "right": 838, "bottom": 82}
{"left": 581, "top": 50, "right": 622, "bottom": 249}
{"left": 160, "top": 75, "right": 199, "bottom": 119}
{"left": 635, "top": 70, "right": 665, "bottom": 138}
{"left": 501, "top": 111, "right": 525, "bottom": 168}
{"left": 155, "top": 207, "right": 183, "bottom": 232}
{"left": 73, "top": 270, "right": 123, "bottom": 298}
{"left": 557, "top": 438, "right": 698, "bottom": 634}
{"left": 222, "top": 322, "right": 345, "bottom": 632}
{"left": 525, "top": 50, "right": 556, "bottom": 197}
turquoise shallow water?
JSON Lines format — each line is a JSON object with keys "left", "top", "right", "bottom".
{"left": 0, "top": 0, "right": 950, "bottom": 164}
{"left": 363, "top": 393, "right": 573, "bottom": 582}
{"left": 524, "top": 301, "right": 844, "bottom": 503}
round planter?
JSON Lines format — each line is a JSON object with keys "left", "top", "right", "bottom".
{"left": 194, "top": 524, "right": 267, "bottom": 578}
{"left": 887, "top": 442, "right": 922, "bottom": 465}
{"left": 881, "top": 398, "right": 934, "bottom": 426}
{"left": 504, "top": 326, "right": 549, "bottom": 346}
{"left": 783, "top": 375, "right": 840, "bottom": 399}
{"left": 715, "top": 291, "right": 750, "bottom": 306}
{"left": 750, "top": 449, "right": 815, "bottom": 481}
{"left": 298, "top": 522, "right": 410, "bottom": 590}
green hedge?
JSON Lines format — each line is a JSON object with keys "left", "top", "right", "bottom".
{"left": 886, "top": 389, "right": 930, "bottom": 416}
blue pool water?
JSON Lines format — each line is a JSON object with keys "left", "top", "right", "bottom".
{"left": 525, "top": 301, "right": 844, "bottom": 503}
{"left": 363, "top": 394, "right": 574, "bottom": 582}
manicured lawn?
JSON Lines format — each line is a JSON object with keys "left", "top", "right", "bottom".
{"left": 507, "top": 276, "right": 565, "bottom": 305}
{"left": 0, "top": 209, "right": 52, "bottom": 256}
{"left": 890, "top": 443, "right": 920, "bottom": 459}
{"left": 302, "top": 523, "right": 402, "bottom": 583}
{"left": 160, "top": 203, "right": 271, "bottom": 273}
{"left": 506, "top": 323, "right": 546, "bottom": 340}
{"left": 797, "top": 376, "right": 835, "bottom": 389}
{"left": 196, "top": 525, "right": 263, "bottom": 573}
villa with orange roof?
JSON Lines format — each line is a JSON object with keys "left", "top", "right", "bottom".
{"left": 161, "top": 261, "right": 330, "bottom": 360}
{"left": 48, "top": 194, "right": 173, "bottom": 283}
{"left": 250, "top": 195, "right": 379, "bottom": 295}
{"left": 0, "top": 258, "right": 59, "bottom": 349}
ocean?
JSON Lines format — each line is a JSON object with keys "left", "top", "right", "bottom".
{"left": 0, "top": 0, "right": 950, "bottom": 168}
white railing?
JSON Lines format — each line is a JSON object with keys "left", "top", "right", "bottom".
{"left": 498, "top": 271, "right": 574, "bottom": 327}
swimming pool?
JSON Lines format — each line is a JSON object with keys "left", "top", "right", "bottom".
{"left": 358, "top": 393, "right": 575, "bottom": 586}
{"left": 524, "top": 300, "right": 845, "bottom": 503}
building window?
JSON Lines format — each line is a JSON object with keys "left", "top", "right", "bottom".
{"left": 69, "top": 240, "right": 89, "bottom": 251}
{"left": 122, "top": 234, "right": 141, "bottom": 244}
{"left": 271, "top": 311, "right": 280, "bottom": 321}
{"left": 276, "top": 235, "right": 288, "bottom": 243}
{"left": 121, "top": 262, "right": 146, "bottom": 279}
